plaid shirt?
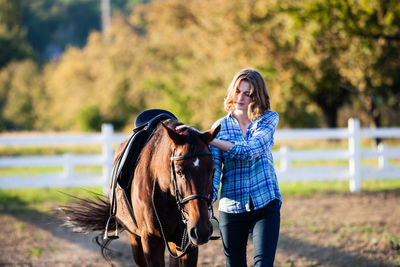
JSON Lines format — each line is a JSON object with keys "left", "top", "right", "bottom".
{"left": 211, "top": 110, "right": 281, "bottom": 213}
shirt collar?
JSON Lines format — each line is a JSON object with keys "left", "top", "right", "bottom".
{"left": 228, "top": 111, "right": 267, "bottom": 126}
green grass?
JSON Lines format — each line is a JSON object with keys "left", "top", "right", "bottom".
{"left": 279, "top": 179, "right": 400, "bottom": 196}
{"left": 0, "top": 145, "right": 101, "bottom": 157}
{"left": 274, "top": 138, "right": 400, "bottom": 151}
{"left": 0, "top": 187, "right": 104, "bottom": 214}
{"left": 0, "top": 166, "right": 102, "bottom": 175}
{"left": 1, "top": 180, "right": 399, "bottom": 214}
{"left": 28, "top": 248, "right": 43, "bottom": 257}
{"left": 282, "top": 159, "right": 400, "bottom": 168}
{"left": 0, "top": 166, "right": 63, "bottom": 175}
{"left": 0, "top": 187, "right": 103, "bottom": 203}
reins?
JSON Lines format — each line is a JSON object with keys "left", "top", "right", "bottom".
{"left": 152, "top": 149, "right": 215, "bottom": 259}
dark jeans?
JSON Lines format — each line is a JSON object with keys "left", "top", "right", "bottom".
{"left": 219, "top": 199, "right": 281, "bottom": 267}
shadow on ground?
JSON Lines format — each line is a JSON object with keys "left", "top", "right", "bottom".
{"left": 0, "top": 196, "right": 133, "bottom": 266}
{"left": 1, "top": 190, "right": 399, "bottom": 266}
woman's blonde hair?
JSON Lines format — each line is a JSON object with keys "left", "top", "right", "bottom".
{"left": 224, "top": 68, "right": 270, "bottom": 121}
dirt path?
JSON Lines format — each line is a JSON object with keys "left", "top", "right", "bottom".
{"left": 1, "top": 190, "right": 399, "bottom": 266}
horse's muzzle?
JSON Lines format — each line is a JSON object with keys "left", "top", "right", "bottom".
{"left": 188, "top": 221, "right": 213, "bottom": 246}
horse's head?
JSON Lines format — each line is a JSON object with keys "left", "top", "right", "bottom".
{"left": 161, "top": 120, "right": 220, "bottom": 245}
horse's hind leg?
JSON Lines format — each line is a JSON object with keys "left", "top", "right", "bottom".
{"left": 128, "top": 233, "right": 146, "bottom": 267}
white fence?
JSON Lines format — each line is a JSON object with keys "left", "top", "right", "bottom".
{"left": 0, "top": 124, "right": 124, "bottom": 189}
{"left": 0, "top": 118, "right": 400, "bottom": 192}
{"left": 275, "top": 118, "right": 400, "bottom": 192}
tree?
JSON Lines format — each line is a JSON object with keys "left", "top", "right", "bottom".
{"left": 0, "top": 0, "right": 33, "bottom": 69}
{"left": 330, "top": 0, "right": 400, "bottom": 128}
{"left": 0, "top": 60, "right": 44, "bottom": 130}
{"left": 5, "top": 0, "right": 398, "bottom": 131}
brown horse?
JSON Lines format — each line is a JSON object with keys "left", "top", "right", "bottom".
{"left": 61, "top": 118, "right": 220, "bottom": 266}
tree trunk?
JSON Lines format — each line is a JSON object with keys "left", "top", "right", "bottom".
{"left": 321, "top": 107, "right": 338, "bottom": 128}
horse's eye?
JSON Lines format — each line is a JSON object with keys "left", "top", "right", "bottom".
{"left": 176, "top": 170, "right": 183, "bottom": 176}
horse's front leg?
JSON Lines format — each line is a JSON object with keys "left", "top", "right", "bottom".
{"left": 127, "top": 233, "right": 146, "bottom": 267}
{"left": 141, "top": 234, "right": 166, "bottom": 267}
{"left": 168, "top": 244, "right": 198, "bottom": 267}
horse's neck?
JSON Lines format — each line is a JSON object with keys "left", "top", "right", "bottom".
{"left": 149, "top": 131, "right": 173, "bottom": 193}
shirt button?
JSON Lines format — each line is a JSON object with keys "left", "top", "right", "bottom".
{"left": 245, "top": 203, "right": 250, "bottom": 211}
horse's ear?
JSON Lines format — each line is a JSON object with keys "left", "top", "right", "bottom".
{"left": 161, "top": 122, "right": 185, "bottom": 146}
{"left": 201, "top": 124, "right": 221, "bottom": 144}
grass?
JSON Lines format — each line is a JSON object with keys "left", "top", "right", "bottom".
{"left": 279, "top": 179, "right": 400, "bottom": 196}
{"left": 0, "top": 145, "right": 101, "bottom": 157}
{"left": 0, "top": 180, "right": 399, "bottom": 214}
{"left": 15, "top": 222, "right": 24, "bottom": 236}
{"left": 0, "top": 187, "right": 104, "bottom": 214}
{"left": 389, "top": 236, "right": 400, "bottom": 250}
{"left": 274, "top": 138, "right": 400, "bottom": 150}
{"left": 0, "top": 166, "right": 102, "bottom": 175}
{"left": 0, "top": 166, "right": 63, "bottom": 175}
{"left": 28, "top": 248, "right": 43, "bottom": 257}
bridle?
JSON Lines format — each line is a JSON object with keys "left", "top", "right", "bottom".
{"left": 170, "top": 149, "right": 213, "bottom": 221}
{"left": 152, "top": 148, "right": 213, "bottom": 259}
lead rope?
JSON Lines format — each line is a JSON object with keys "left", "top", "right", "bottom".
{"left": 151, "top": 177, "right": 192, "bottom": 259}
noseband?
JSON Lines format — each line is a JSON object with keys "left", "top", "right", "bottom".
{"left": 152, "top": 148, "right": 213, "bottom": 259}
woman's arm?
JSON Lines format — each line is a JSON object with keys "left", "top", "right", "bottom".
{"left": 223, "top": 111, "right": 279, "bottom": 161}
{"left": 209, "top": 138, "right": 234, "bottom": 152}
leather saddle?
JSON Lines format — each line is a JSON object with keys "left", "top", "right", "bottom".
{"left": 106, "top": 109, "right": 177, "bottom": 238}
{"left": 116, "top": 109, "right": 177, "bottom": 201}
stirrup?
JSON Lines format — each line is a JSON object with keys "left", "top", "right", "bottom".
{"left": 103, "top": 215, "right": 119, "bottom": 240}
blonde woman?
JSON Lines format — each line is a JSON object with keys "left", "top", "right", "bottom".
{"left": 210, "top": 68, "right": 281, "bottom": 267}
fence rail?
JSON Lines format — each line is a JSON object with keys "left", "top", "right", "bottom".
{"left": 0, "top": 119, "right": 399, "bottom": 192}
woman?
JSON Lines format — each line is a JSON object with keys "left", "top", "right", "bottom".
{"left": 210, "top": 68, "right": 281, "bottom": 267}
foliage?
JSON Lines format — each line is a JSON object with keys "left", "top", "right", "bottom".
{"left": 258, "top": 0, "right": 400, "bottom": 128}
{"left": 0, "top": 187, "right": 104, "bottom": 213}
{"left": 20, "top": 0, "right": 152, "bottom": 61}
{"left": 21, "top": 0, "right": 101, "bottom": 60}
{"left": 0, "top": 0, "right": 399, "bottom": 131}
{"left": 0, "top": 60, "right": 44, "bottom": 130}
{"left": 76, "top": 104, "right": 103, "bottom": 131}
{"left": 0, "top": 0, "right": 34, "bottom": 69}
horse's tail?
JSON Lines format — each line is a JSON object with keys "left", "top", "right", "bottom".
{"left": 58, "top": 195, "right": 123, "bottom": 261}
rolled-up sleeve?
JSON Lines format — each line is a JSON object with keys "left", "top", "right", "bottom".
{"left": 226, "top": 112, "right": 278, "bottom": 161}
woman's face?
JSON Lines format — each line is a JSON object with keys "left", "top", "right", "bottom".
{"left": 233, "top": 80, "right": 252, "bottom": 112}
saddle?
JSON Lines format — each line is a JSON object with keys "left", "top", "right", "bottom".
{"left": 105, "top": 109, "right": 178, "bottom": 239}
{"left": 117, "top": 109, "right": 177, "bottom": 199}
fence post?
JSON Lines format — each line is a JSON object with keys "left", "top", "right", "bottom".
{"left": 63, "top": 153, "right": 73, "bottom": 179}
{"left": 348, "top": 118, "right": 361, "bottom": 192}
{"left": 102, "top": 124, "right": 114, "bottom": 192}
{"left": 378, "top": 143, "right": 387, "bottom": 170}
{"left": 280, "top": 146, "right": 291, "bottom": 173}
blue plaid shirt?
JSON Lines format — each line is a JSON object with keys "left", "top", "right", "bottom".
{"left": 211, "top": 110, "right": 281, "bottom": 213}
